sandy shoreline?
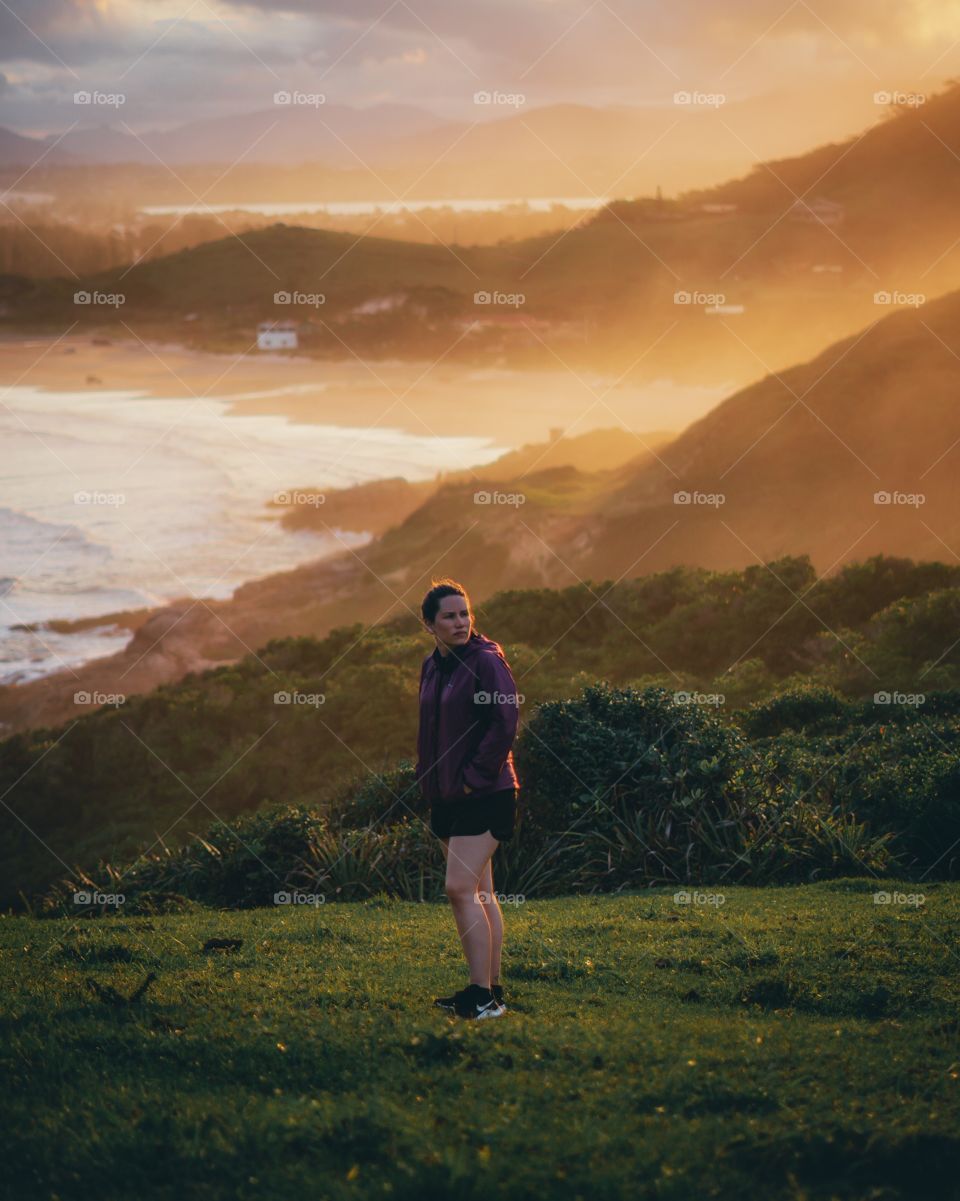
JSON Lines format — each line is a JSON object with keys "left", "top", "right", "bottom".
{"left": 0, "top": 333, "right": 724, "bottom": 444}
{"left": 0, "top": 332, "right": 620, "bottom": 445}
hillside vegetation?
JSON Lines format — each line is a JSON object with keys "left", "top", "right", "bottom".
{"left": 5, "top": 553, "right": 960, "bottom": 912}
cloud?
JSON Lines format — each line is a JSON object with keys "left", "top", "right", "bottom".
{"left": 0, "top": 0, "right": 955, "bottom": 134}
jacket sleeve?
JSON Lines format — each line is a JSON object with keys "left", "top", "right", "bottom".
{"left": 461, "top": 652, "right": 519, "bottom": 792}
{"left": 414, "top": 656, "right": 428, "bottom": 783}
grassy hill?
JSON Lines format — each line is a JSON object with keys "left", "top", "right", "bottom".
{"left": 3, "top": 884, "right": 959, "bottom": 1201}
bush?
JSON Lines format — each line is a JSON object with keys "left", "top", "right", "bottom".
{"left": 327, "top": 760, "right": 421, "bottom": 828}
{"left": 516, "top": 684, "right": 751, "bottom": 882}
{"left": 738, "top": 686, "right": 850, "bottom": 739}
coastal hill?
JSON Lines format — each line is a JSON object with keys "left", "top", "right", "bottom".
{"left": 276, "top": 426, "right": 673, "bottom": 536}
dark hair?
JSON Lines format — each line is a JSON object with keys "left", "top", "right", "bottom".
{"left": 421, "top": 577, "right": 469, "bottom": 624}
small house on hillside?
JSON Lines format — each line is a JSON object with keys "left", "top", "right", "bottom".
{"left": 789, "top": 197, "right": 845, "bottom": 227}
{"left": 257, "top": 320, "right": 299, "bottom": 350}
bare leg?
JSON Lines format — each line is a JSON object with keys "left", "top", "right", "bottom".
{"left": 477, "top": 858, "right": 504, "bottom": 985}
{"left": 444, "top": 832, "right": 499, "bottom": 988}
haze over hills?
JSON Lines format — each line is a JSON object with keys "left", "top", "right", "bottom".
{"left": 32, "top": 103, "right": 448, "bottom": 168}
{"left": 1, "top": 86, "right": 878, "bottom": 197}
{"left": 573, "top": 288, "right": 960, "bottom": 576}
{"left": 8, "top": 84, "right": 960, "bottom": 385}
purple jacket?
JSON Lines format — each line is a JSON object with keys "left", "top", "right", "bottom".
{"left": 415, "top": 631, "right": 520, "bottom": 802}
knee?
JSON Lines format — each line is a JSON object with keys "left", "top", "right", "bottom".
{"left": 445, "top": 878, "right": 475, "bottom": 905}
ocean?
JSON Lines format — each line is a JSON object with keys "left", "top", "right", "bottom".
{"left": 0, "top": 383, "right": 505, "bottom": 685}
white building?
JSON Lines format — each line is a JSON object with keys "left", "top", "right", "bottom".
{"left": 704, "top": 303, "right": 746, "bottom": 315}
{"left": 349, "top": 293, "right": 408, "bottom": 316}
{"left": 789, "top": 197, "right": 845, "bottom": 227}
{"left": 257, "top": 320, "right": 298, "bottom": 350}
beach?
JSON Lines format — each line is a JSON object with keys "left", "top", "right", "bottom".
{"left": 0, "top": 333, "right": 728, "bottom": 444}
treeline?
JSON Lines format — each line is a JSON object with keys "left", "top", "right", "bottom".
{"left": 0, "top": 203, "right": 587, "bottom": 282}
{"left": 5, "top": 553, "right": 960, "bottom": 909}
{"left": 0, "top": 214, "right": 265, "bottom": 280}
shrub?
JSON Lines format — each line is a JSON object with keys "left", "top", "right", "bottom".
{"left": 738, "top": 686, "right": 850, "bottom": 739}
{"left": 516, "top": 684, "right": 751, "bottom": 882}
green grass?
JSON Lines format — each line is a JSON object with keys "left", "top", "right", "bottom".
{"left": 3, "top": 880, "right": 960, "bottom": 1201}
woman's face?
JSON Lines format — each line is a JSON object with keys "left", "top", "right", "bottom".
{"left": 426, "top": 593, "right": 472, "bottom": 648}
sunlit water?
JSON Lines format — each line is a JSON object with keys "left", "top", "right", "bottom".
{"left": 139, "top": 196, "right": 608, "bottom": 217}
{"left": 0, "top": 384, "right": 507, "bottom": 684}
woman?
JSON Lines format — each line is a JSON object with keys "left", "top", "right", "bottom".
{"left": 415, "top": 577, "right": 520, "bottom": 1020}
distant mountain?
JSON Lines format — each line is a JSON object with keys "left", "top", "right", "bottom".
{"left": 8, "top": 87, "right": 874, "bottom": 195}
{"left": 372, "top": 90, "right": 876, "bottom": 193}
{"left": 42, "top": 103, "right": 448, "bottom": 167}
{"left": 0, "top": 126, "right": 76, "bottom": 167}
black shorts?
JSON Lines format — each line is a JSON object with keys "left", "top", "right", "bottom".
{"left": 429, "top": 788, "right": 517, "bottom": 842}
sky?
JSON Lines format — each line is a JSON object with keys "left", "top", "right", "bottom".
{"left": 0, "top": 0, "right": 958, "bottom": 136}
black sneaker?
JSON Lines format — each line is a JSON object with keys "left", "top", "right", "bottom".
{"left": 434, "top": 984, "right": 507, "bottom": 1013}
{"left": 433, "top": 986, "right": 467, "bottom": 1012}
{"left": 454, "top": 984, "right": 505, "bottom": 1020}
